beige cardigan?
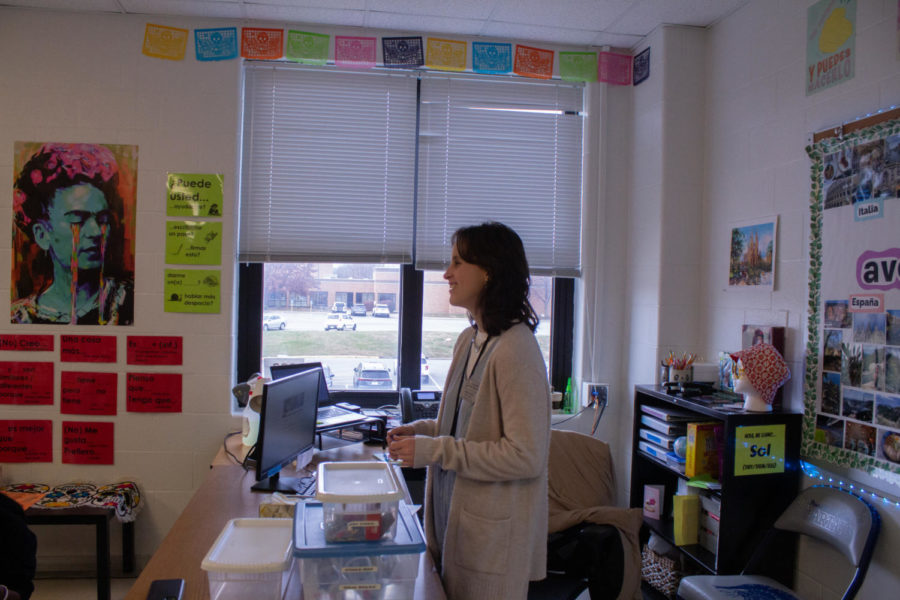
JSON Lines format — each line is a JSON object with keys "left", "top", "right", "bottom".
{"left": 411, "top": 322, "right": 551, "bottom": 600}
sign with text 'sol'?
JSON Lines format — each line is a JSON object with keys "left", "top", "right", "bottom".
{"left": 166, "top": 173, "right": 224, "bottom": 217}
{"left": 0, "top": 420, "right": 52, "bottom": 462}
{"left": 735, "top": 424, "right": 786, "bottom": 476}
{"left": 164, "top": 269, "right": 221, "bottom": 313}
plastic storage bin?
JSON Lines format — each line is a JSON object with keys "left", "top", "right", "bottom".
{"left": 316, "top": 461, "right": 403, "bottom": 543}
{"left": 293, "top": 501, "right": 425, "bottom": 600}
{"left": 201, "top": 518, "right": 294, "bottom": 600}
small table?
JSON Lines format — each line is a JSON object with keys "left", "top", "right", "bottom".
{"left": 25, "top": 504, "right": 135, "bottom": 600}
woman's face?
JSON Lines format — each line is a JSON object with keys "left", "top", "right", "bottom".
{"left": 33, "top": 183, "right": 112, "bottom": 270}
{"left": 443, "top": 243, "right": 488, "bottom": 315}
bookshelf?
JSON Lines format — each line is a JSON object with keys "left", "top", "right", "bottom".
{"left": 631, "top": 385, "right": 802, "bottom": 593}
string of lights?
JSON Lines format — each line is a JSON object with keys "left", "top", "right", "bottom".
{"left": 801, "top": 460, "right": 900, "bottom": 510}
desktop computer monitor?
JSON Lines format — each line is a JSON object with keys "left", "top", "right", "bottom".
{"left": 251, "top": 367, "right": 320, "bottom": 493}
{"left": 270, "top": 361, "right": 331, "bottom": 406}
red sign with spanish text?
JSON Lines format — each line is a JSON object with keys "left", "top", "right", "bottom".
{"left": 0, "top": 362, "right": 53, "bottom": 405}
{"left": 62, "top": 421, "right": 114, "bottom": 465}
{"left": 60, "top": 335, "right": 117, "bottom": 363}
{"left": 61, "top": 371, "right": 117, "bottom": 415}
{"left": 126, "top": 373, "right": 182, "bottom": 412}
{"left": 0, "top": 335, "right": 54, "bottom": 352}
{"left": 0, "top": 419, "right": 52, "bottom": 462}
{"left": 126, "top": 336, "right": 183, "bottom": 365}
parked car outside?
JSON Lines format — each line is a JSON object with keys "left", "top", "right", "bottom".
{"left": 421, "top": 355, "right": 430, "bottom": 384}
{"left": 350, "top": 303, "right": 367, "bottom": 316}
{"left": 263, "top": 314, "right": 286, "bottom": 331}
{"left": 324, "top": 313, "right": 356, "bottom": 331}
{"left": 353, "top": 362, "right": 393, "bottom": 388}
{"left": 372, "top": 303, "right": 390, "bottom": 318}
{"left": 331, "top": 301, "right": 347, "bottom": 313}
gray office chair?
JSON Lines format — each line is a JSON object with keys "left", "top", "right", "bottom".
{"left": 677, "top": 485, "right": 881, "bottom": 600}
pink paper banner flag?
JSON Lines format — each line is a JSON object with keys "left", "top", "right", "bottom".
{"left": 426, "top": 38, "right": 467, "bottom": 71}
{"left": 599, "top": 51, "right": 632, "bottom": 85}
{"left": 142, "top": 23, "right": 189, "bottom": 61}
{"left": 514, "top": 45, "right": 554, "bottom": 79}
{"left": 335, "top": 36, "right": 376, "bottom": 68}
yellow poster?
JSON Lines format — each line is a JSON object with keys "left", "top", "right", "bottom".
{"left": 735, "top": 424, "right": 786, "bottom": 476}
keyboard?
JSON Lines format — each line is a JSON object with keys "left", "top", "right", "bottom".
{"left": 296, "top": 473, "right": 317, "bottom": 497}
{"left": 318, "top": 406, "right": 344, "bottom": 419}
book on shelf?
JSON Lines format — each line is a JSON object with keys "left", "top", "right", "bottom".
{"left": 640, "top": 414, "right": 687, "bottom": 436}
{"left": 639, "top": 428, "right": 678, "bottom": 450}
{"left": 638, "top": 439, "right": 669, "bottom": 460}
{"left": 686, "top": 422, "right": 723, "bottom": 479}
{"left": 666, "top": 450, "right": 686, "bottom": 474}
{"left": 640, "top": 404, "right": 696, "bottom": 421}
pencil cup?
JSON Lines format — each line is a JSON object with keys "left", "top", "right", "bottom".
{"left": 668, "top": 367, "right": 692, "bottom": 383}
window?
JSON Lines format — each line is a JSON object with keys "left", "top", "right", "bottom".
{"left": 238, "top": 64, "right": 583, "bottom": 406}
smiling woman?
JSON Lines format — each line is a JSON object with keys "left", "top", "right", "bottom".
{"left": 11, "top": 142, "right": 136, "bottom": 325}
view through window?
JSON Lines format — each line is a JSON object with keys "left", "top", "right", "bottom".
{"left": 262, "top": 263, "right": 552, "bottom": 392}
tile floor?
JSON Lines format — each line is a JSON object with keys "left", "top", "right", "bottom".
{"left": 31, "top": 576, "right": 136, "bottom": 600}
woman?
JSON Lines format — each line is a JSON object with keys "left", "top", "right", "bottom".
{"left": 12, "top": 143, "right": 134, "bottom": 324}
{"left": 387, "top": 222, "right": 551, "bottom": 599}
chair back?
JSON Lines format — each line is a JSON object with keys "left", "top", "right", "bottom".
{"left": 773, "top": 485, "right": 880, "bottom": 600}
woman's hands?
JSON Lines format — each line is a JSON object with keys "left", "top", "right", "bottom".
{"left": 386, "top": 425, "right": 416, "bottom": 465}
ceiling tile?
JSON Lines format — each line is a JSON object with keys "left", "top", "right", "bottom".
{"left": 242, "top": 5, "right": 366, "bottom": 27}
{"left": 489, "top": 0, "right": 634, "bottom": 30}
{"left": 366, "top": 0, "right": 496, "bottom": 20}
{"left": 480, "top": 21, "right": 598, "bottom": 47}
{"left": 606, "top": 0, "right": 748, "bottom": 35}
{"left": 121, "top": 0, "right": 243, "bottom": 19}
{"left": 364, "top": 12, "right": 485, "bottom": 37}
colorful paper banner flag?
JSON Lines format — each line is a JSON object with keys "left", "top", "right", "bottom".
{"left": 241, "top": 27, "right": 284, "bottom": 60}
{"left": 633, "top": 47, "right": 650, "bottom": 85}
{"left": 287, "top": 30, "right": 329, "bottom": 64}
{"left": 142, "top": 23, "right": 189, "bottom": 60}
{"left": 383, "top": 36, "right": 424, "bottom": 68}
{"left": 426, "top": 38, "right": 467, "bottom": 71}
{"left": 62, "top": 421, "right": 114, "bottom": 465}
{"left": 472, "top": 42, "right": 512, "bottom": 74}
{"left": 0, "top": 420, "right": 52, "bottom": 462}
{"left": 599, "top": 51, "right": 632, "bottom": 85}
{"left": 164, "top": 269, "right": 221, "bottom": 313}
{"left": 335, "top": 36, "right": 376, "bottom": 68}
{"left": 514, "top": 45, "right": 554, "bottom": 79}
{"left": 560, "top": 51, "right": 598, "bottom": 82}
{"left": 195, "top": 27, "right": 238, "bottom": 62}
{"left": 166, "top": 221, "right": 222, "bottom": 265}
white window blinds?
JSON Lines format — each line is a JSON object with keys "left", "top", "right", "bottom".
{"left": 415, "top": 73, "right": 583, "bottom": 276}
{"left": 239, "top": 64, "right": 418, "bottom": 263}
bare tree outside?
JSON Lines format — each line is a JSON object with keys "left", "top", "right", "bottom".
{"left": 264, "top": 263, "right": 318, "bottom": 309}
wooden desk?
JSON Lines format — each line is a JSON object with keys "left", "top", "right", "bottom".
{"left": 125, "top": 438, "right": 444, "bottom": 600}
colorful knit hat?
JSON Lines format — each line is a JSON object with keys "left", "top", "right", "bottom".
{"left": 730, "top": 342, "right": 790, "bottom": 405}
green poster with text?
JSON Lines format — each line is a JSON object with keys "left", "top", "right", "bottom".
{"left": 165, "top": 221, "right": 222, "bottom": 265}
{"left": 164, "top": 269, "right": 221, "bottom": 313}
{"left": 166, "top": 173, "right": 224, "bottom": 217}
{"left": 735, "top": 424, "right": 786, "bottom": 476}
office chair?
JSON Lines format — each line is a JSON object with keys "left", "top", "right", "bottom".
{"left": 528, "top": 430, "right": 642, "bottom": 600}
{"left": 677, "top": 485, "right": 881, "bottom": 600}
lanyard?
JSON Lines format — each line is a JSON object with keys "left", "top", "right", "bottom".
{"left": 450, "top": 334, "right": 490, "bottom": 437}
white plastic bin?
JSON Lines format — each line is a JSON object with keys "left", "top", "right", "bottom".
{"left": 316, "top": 461, "right": 403, "bottom": 543}
{"left": 293, "top": 501, "right": 425, "bottom": 600}
{"left": 201, "top": 518, "right": 294, "bottom": 600}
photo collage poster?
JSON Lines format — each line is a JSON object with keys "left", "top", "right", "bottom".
{"left": 805, "top": 115, "right": 900, "bottom": 477}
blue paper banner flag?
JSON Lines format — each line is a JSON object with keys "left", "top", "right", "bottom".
{"left": 195, "top": 27, "right": 238, "bottom": 61}
{"left": 382, "top": 36, "right": 424, "bottom": 67}
{"left": 472, "top": 42, "right": 512, "bottom": 74}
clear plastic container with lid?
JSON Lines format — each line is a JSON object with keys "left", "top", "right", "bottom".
{"left": 316, "top": 461, "right": 403, "bottom": 543}
{"left": 201, "top": 518, "right": 294, "bottom": 600}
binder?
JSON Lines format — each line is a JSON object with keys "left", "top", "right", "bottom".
{"left": 638, "top": 439, "right": 668, "bottom": 460}
{"left": 641, "top": 404, "right": 695, "bottom": 421}
{"left": 640, "top": 414, "right": 687, "bottom": 436}
{"left": 639, "top": 428, "right": 678, "bottom": 450}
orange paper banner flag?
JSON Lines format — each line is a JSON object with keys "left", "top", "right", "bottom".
{"left": 514, "top": 45, "right": 554, "bottom": 79}
{"left": 142, "top": 23, "right": 188, "bottom": 60}
{"left": 241, "top": 27, "right": 284, "bottom": 60}
{"left": 426, "top": 38, "right": 467, "bottom": 71}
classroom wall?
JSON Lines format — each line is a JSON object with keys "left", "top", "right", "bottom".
{"left": 698, "top": 1, "right": 899, "bottom": 597}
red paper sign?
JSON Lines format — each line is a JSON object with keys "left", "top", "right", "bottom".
{"left": 0, "top": 335, "right": 54, "bottom": 352}
{"left": 0, "top": 420, "right": 52, "bottom": 462}
{"left": 61, "top": 372, "right": 117, "bottom": 415}
{"left": 0, "top": 362, "right": 53, "bottom": 405}
{"left": 514, "top": 44, "right": 554, "bottom": 79}
{"left": 126, "top": 373, "right": 182, "bottom": 412}
{"left": 60, "top": 335, "right": 117, "bottom": 363}
{"left": 62, "top": 421, "right": 114, "bottom": 465}
{"left": 127, "top": 336, "right": 183, "bottom": 365}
